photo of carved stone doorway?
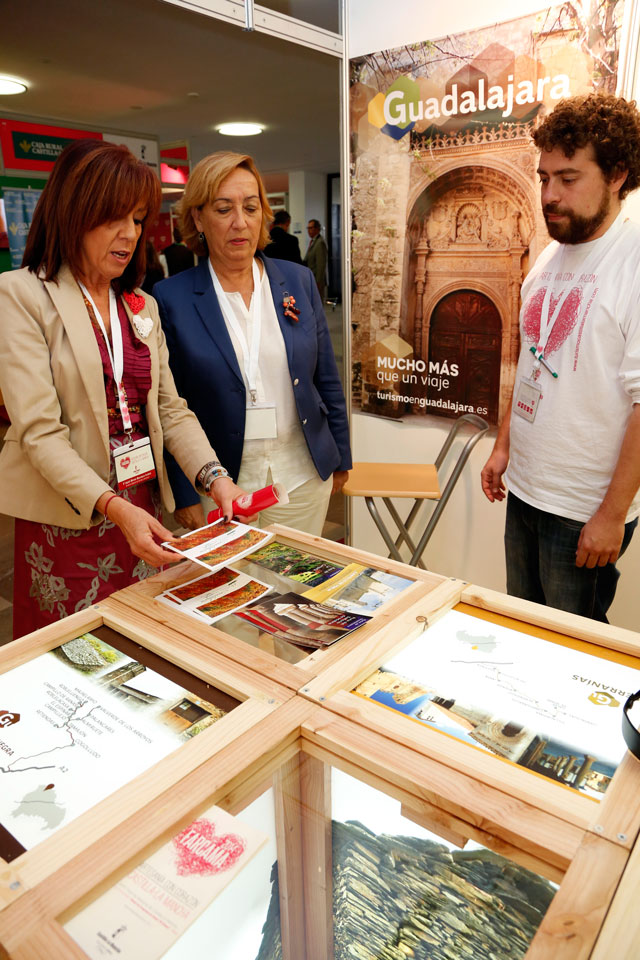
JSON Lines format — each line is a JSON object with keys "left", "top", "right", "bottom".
{"left": 428, "top": 289, "right": 501, "bottom": 423}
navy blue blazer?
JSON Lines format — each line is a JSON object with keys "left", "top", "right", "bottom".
{"left": 153, "top": 255, "right": 352, "bottom": 509}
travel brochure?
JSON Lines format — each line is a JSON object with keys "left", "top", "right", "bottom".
{"left": 162, "top": 519, "right": 273, "bottom": 572}
{"left": 247, "top": 541, "right": 344, "bottom": 586}
{"left": 303, "top": 563, "right": 414, "bottom": 615}
{"left": 0, "top": 633, "right": 228, "bottom": 860}
{"left": 235, "top": 592, "right": 371, "bottom": 649}
{"left": 157, "top": 567, "right": 272, "bottom": 625}
{"left": 65, "top": 803, "right": 267, "bottom": 960}
{"left": 353, "top": 608, "right": 640, "bottom": 799}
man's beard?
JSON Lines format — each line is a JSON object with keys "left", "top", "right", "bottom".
{"left": 543, "top": 190, "right": 610, "bottom": 244}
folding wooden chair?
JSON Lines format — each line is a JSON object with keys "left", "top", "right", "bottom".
{"left": 344, "top": 413, "right": 489, "bottom": 568}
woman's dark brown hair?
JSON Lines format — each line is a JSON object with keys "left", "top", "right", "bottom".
{"left": 22, "top": 138, "right": 162, "bottom": 290}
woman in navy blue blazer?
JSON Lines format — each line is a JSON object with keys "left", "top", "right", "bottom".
{"left": 154, "top": 151, "right": 351, "bottom": 535}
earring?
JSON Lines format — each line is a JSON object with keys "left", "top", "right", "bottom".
{"left": 198, "top": 232, "right": 206, "bottom": 243}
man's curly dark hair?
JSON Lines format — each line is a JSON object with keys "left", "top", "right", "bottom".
{"left": 533, "top": 94, "right": 640, "bottom": 200}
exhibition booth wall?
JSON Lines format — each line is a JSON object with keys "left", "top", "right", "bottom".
{"left": 347, "top": 0, "right": 640, "bottom": 631}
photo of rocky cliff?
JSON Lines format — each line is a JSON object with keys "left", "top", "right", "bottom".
{"left": 255, "top": 818, "right": 555, "bottom": 959}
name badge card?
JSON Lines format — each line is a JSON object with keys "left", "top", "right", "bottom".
{"left": 113, "top": 437, "right": 157, "bottom": 490}
{"left": 244, "top": 401, "right": 277, "bottom": 441}
{"left": 514, "top": 378, "right": 542, "bottom": 423}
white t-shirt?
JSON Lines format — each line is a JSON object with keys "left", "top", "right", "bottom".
{"left": 217, "top": 265, "right": 318, "bottom": 494}
{"left": 506, "top": 213, "right": 640, "bottom": 523}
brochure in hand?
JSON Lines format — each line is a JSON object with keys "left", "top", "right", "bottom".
{"left": 162, "top": 519, "right": 273, "bottom": 573}
{"left": 157, "top": 567, "right": 272, "bottom": 625}
{"left": 235, "top": 591, "right": 371, "bottom": 649}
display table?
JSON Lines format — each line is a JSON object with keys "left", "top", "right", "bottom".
{"left": 0, "top": 524, "right": 638, "bottom": 960}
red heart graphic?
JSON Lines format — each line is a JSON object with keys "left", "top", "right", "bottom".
{"left": 522, "top": 285, "right": 583, "bottom": 357}
{"left": 173, "top": 818, "right": 246, "bottom": 877}
{"left": 120, "top": 456, "right": 131, "bottom": 469}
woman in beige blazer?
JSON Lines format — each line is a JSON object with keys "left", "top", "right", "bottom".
{"left": 0, "top": 139, "right": 242, "bottom": 638}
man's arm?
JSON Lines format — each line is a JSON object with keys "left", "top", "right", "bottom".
{"left": 576, "top": 402, "right": 640, "bottom": 568}
{"left": 481, "top": 399, "right": 512, "bottom": 502}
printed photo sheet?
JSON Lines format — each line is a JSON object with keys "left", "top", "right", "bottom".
{"left": 65, "top": 803, "right": 267, "bottom": 960}
{"left": 157, "top": 567, "right": 272, "bottom": 625}
{"left": 162, "top": 519, "right": 273, "bottom": 573}
{"left": 353, "top": 609, "right": 640, "bottom": 799}
{"left": 0, "top": 634, "right": 226, "bottom": 857}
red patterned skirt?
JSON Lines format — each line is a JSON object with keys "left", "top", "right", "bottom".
{"left": 12, "top": 436, "right": 162, "bottom": 640}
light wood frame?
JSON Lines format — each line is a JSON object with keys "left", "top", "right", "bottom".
{"left": 109, "top": 523, "right": 452, "bottom": 691}
{"left": 299, "top": 582, "right": 640, "bottom": 880}
{"left": 0, "top": 600, "right": 292, "bottom": 912}
{"left": 1, "top": 700, "right": 638, "bottom": 960}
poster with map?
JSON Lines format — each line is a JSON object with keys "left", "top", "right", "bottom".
{"left": 0, "top": 631, "right": 231, "bottom": 860}
{"left": 353, "top": 609, "right": 640, "bottom": 799}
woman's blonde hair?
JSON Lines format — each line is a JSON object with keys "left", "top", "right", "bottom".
{"left": 179, "top": 151, "right": 273, "bottom": 256}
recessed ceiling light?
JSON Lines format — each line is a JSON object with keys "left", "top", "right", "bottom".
{"left": 217, "top": 123, "right": 263, "bottom": 137}
{"left": 0, "top": 77, "right": 27, "bottom": 95}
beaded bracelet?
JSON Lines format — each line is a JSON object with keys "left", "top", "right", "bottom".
{"left": 196, "top": 461, "right": 229, "bottom": 494}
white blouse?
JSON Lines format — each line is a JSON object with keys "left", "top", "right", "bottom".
{"left": 219, "top": 263, "right": 318, "bottom": 493}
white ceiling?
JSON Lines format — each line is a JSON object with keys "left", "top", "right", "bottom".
{"left": 0, "top": 0, "right": 341, "bottom": 179}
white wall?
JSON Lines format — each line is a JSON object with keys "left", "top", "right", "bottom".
{"left": 347, "top": 0, "right": 640, "bottom": 631}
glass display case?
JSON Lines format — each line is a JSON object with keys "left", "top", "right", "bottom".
{"left": 2, "top": 693, "right": 637, "bottom": 959}
{"left": 1, "top": 528, "right": 639, "bottom": 959}
{"left": 111, "top": 523, "right": 455, "bottom": 690}
{"left": 0, "top": 602, "right": 292, "bottom": 910}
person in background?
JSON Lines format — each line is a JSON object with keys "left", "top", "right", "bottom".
{"left": 481, "top": 94, "right": 640, "bottom": 622}
{"left": 153, "top": 150, "right": 351, "bottom": 536}
{"left": 0, "top": 139, "right": 242, "bottom": 639}
{"left": 141, "top": 239, "right": 165, "bottom": 295}
{"left": 304, "top": 218, "right": 328, "bottom": 300}
{"left": 264, "top": 210, "right": 302, "bottom": 264}
{"left": 162, "top": 225, "right": 194, "bottom": 276}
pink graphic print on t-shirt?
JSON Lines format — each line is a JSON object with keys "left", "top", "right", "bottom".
{"left": 521, "top": 284, "right": 583, "bottom": 357}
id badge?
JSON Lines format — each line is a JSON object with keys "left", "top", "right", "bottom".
{"left": 245, "top": 401, "right": 277, "bottom": 440}
{"left": 514, "top": 378, "right": 542, "bottom": 423}
{"left": 113, "top": 436, "right": 157, "bottom": 490}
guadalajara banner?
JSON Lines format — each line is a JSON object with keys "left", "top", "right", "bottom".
{"left": 350, "top": 1, "right": 626, "bottom": 425}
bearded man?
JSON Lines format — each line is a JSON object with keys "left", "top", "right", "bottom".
{"left": 481, "top": 94, "right": 640, "bottom": 621}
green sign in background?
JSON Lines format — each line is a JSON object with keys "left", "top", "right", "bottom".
{"left": 12, "top": 132, "right": 76, "bottom": 163}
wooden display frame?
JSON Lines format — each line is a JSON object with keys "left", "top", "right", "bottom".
{"left": 299, "top": 581, "right": 640, "bottom": 860}
{"left": 0, "top": 601, "right": 292, "bottom": 911}
{"left": 0, "top": 700, "right": 637, "bottom": 959}
{"left": 109, "top": 523, "right": 454, "bottom": 690}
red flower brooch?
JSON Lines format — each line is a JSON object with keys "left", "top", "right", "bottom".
{"left": 283, "top": 293, "right": 300, "bottom": 322}
{"left": 122, "top": 291, "right": 153, "bottom": 338}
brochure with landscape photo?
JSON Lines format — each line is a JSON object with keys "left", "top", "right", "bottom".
{"left": 235, "top": 592, "right": 371, "bottom": 649}
{"left": 353, "top": 609, "right": 640, "bottom": 799}
{"left": 303, "top": 563, "right": 414, "bottom": 615}
{"left": 157, "top": 567, "right": 272, "bottom": 625}
{"left": 247, "top": 541, "right": 344, "bottom": 586}
{"left": 65, "top": 802, "right": 267, "bottom": 960}
{"left": 162, "top": 519, "right": 272, "bottom": 573}
{"left": 0, "top": 632, "right": 232, "bottom": 860}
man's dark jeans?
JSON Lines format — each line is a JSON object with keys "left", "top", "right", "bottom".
{"left": 505, "top": 493, "right": 637, "bottom": 623}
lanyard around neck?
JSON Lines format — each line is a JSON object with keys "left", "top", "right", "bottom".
{"left": 79, "top": 282, "right": 132, "bottom": 433}
{"left": 536, "top": 214, "right": 624, "bottom": 359}
{"left": 209, "top": 258, "right": 262, "bottom": 404}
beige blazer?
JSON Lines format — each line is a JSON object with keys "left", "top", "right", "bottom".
{"left": 0, "top": 265, "right": 217, "bottom": 528}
